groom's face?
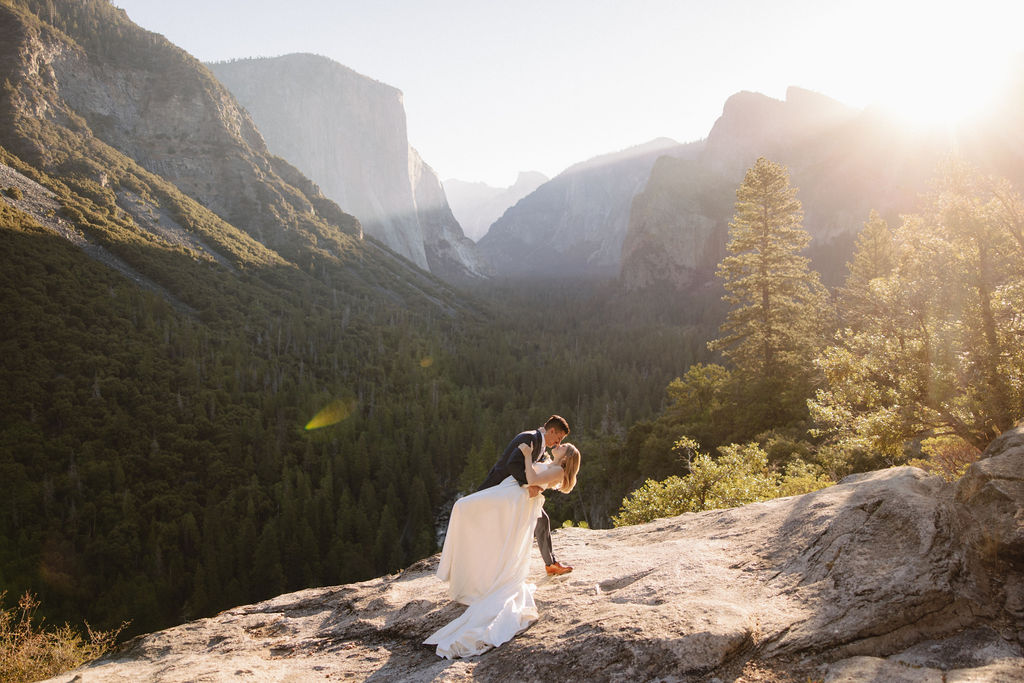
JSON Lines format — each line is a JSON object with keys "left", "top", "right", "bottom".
{"left": 546, "top": 428, "right": 567, "bottom": 448}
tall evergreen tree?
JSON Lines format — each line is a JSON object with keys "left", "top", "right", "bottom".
{"left": 837, "top": 210, "right": 896, "bottom": 330}
{"left": 709, "top": 157, "right": 827, "bottom": 431}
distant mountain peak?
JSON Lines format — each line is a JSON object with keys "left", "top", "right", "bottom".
{"left": 562, "top": 137, "right": 682, "bottom": 176}
{"left": 444, "top": 172, "right": 549, "bottom": 242}
{"left": 476, "top": 138, "right": 703, "bottom": 277}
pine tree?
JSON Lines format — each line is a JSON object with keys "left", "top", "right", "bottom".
{"left": 709, "top": 157, "right": 827, "bottom": 430}
{"left": 837, "top": 210, "right": 895, "bottom": 330}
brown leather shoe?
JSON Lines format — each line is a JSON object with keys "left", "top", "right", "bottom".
{"left": 545, "top": 562, "right": 573, "bottom": 575}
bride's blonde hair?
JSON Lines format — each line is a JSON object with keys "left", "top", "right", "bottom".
{"left": 559, "top": 444, "right": 581, "bottom": 493}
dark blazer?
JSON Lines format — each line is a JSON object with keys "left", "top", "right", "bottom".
{"left": 478, "top": 429, "right": 544, "bottom": 490}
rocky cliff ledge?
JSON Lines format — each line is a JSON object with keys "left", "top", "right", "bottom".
{"left": 48, "top": 428, "right": 1024, "bottom": 682}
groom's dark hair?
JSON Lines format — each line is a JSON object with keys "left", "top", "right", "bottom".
{"left": 545, "top": 415, "right": 570, "bottom": 434}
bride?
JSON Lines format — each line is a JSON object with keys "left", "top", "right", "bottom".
{"left": 425, "top": 443, "right": 582, "bottom": 658}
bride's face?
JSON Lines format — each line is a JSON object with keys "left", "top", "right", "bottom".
{"left": 552, "top": 444, "right": 569, "bottom": 464}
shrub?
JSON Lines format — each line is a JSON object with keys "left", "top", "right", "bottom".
{"left": 0, "top": 591, "right": 127, "bottom": 683}
{"left": 560, "top": 519, "right": 590, "bottom": 529}
{"left": 3, "top": 186, "right": 22, "bottom": 200}
{"left": 613, "top": 439, "right": 834, "bottom": 526}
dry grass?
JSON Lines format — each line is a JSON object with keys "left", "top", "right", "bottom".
{"left": 0, "top": 591, "right": 127, "bottom": 683}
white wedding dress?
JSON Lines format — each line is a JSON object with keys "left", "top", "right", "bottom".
{"left": 425, "top": 467, "right": 560, "bottom": 658}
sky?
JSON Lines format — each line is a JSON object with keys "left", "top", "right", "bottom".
{"left": 113, "top": 0, "right": 1023, "bottom": 188}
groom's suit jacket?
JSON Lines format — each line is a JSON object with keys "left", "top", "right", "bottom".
{"left": 478, "top": 428, "right": 545, "bottom": 491}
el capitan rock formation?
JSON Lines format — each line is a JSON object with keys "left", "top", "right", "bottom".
{"left": 209, "top": 54, "right": 487, "bottom": 282}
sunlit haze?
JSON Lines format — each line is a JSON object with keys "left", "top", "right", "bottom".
{"left": 113, "top": 0, "right": 1022, "bottom": 186}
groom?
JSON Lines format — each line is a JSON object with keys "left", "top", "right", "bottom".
{"left": 479, "top": 415, "right": 574, "bottom": 576}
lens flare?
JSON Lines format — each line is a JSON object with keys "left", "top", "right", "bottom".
{"left": 419, "top": 356, "right": 434, "bottom": 368}
{"left": 304, "top": 397, "right": 357, "bottom": 430}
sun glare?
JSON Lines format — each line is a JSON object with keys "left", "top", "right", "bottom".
{"left": 867, "top": 42, "right": 1013, "bottom": 129}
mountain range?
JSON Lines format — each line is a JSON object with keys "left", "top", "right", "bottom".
{"left": 189, "top": 60, "right": 1024, "bottom": 290}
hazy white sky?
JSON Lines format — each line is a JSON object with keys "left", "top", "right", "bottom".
{"left": 114, "top": 0, "right": 1022, "bottom": 187}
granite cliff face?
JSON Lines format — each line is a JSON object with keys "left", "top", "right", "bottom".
{"left": 477, "top": 138, "right": 698, "bottom": 278}
{"left": 408, "top": 146, "right": 485, "bottom": 280}
{"left": 0, "top": 0, "right": 467, "bottom": 313}
{"left": 209, "top": 54, "right": 487, "bottom": 282}
{"left": 47, "top": 426, "right": 1024, "bottom": 682}
{"left": 700, "top": 87, "right": 858, "bottom": 182}
{"left": 444, "top": 171, "right": 548, "bottom": 242}
{"left": 619, "top": 156, "right": 735, "bottom": 291}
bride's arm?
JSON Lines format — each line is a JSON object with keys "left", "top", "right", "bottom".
{"left": 523, "top": 454, "right": 563, "bottom": 489}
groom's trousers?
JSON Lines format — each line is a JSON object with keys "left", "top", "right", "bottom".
{"left": 535, "top": 509, "right": 556, "bottom": 566}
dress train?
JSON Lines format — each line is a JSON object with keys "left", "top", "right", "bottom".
{"left": 424, "top": 475, "right": 546, "bottom": 658}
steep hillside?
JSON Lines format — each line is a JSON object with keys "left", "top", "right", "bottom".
{"left": 477, "top": 138, "right": 700, "bottom": 277}
{"left": 208, "top": 54, "right": 487, "bottom": 282}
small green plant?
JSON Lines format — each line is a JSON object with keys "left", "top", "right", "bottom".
{"left": 3, "top": 186, "right": 23, "bottom": 200}
{"left": 0, "top": 591, "right": 127, "bottom": 683}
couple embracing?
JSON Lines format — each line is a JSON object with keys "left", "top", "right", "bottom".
{"left": 425, "top": 415, "right": 582, "bottom": 659}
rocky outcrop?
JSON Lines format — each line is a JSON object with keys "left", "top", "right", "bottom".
{"left": 701, "top": 87, "right": 857, "bottom": 181}
{"left": 49, "top": 428, "right": 1024, "bottom": 682}
{"left": 409, "top": 147, "right": 489, "bottom": 282}
{"left": 209, "top": 54, "right": 487, "bottom": 281}
{"left": 477, "top": 138, "right": 698, "bottom": 278}
{"left": 444, "top": 171, "right": 548, "bottom": 242}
